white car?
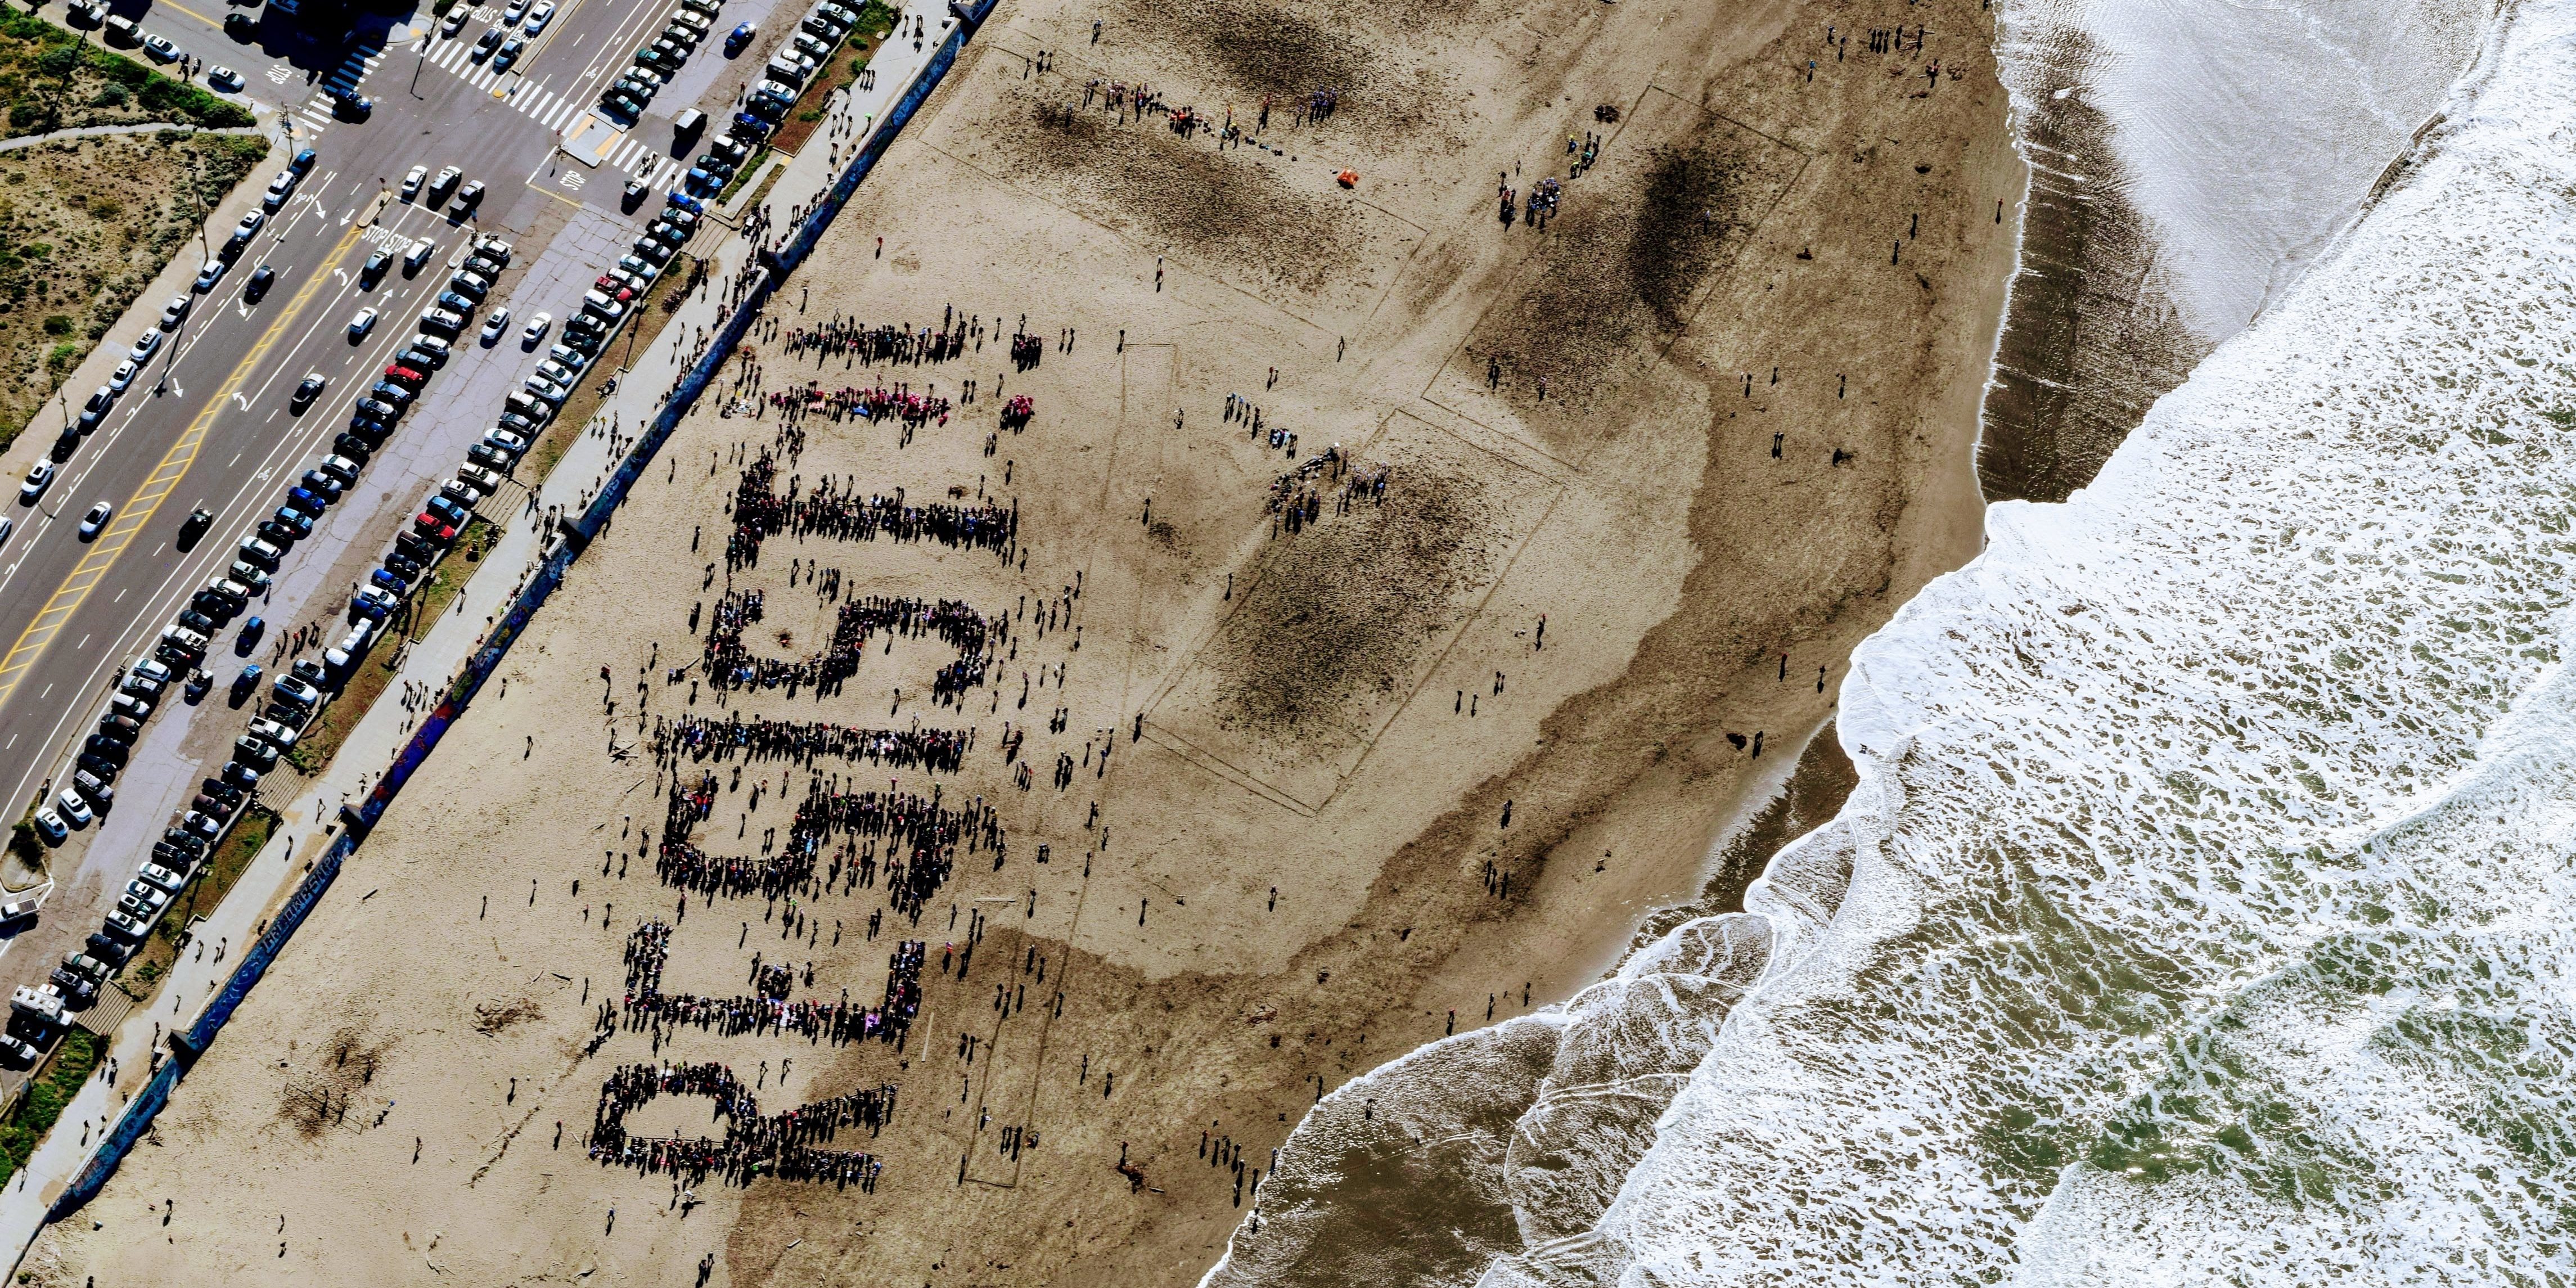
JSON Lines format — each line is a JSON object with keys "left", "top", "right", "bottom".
{"left": 479, "top": 308, "right": 512, "bottom": 343}
{"left": 349, "top": 307, "right": 378, "bottom": 340}
{"left": 208, "top": 65, "right": 244, "bottom": 93}
{"left": 400, "top": 165, "right": 426, "bottom": 201}
{"left": 55, "top": 790, "right": 91, "bottom": 828}
{"left": 107, "top": 359, "right": 138, "bottom": 393}
{"left": 524, "top": 0, "right": 555, "bottom": 33}
{"left": 521, "top": 312, "right": 551, "bottom": 344}
{"left": 19, "top": 462, "right": 53, "bottom": 503}
{"left": 76, "top": 501, "right": 112, "bottom": 540}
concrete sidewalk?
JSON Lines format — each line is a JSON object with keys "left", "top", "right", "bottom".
{"left": 0, "top": 0, "right": 960, "bottom": 1253}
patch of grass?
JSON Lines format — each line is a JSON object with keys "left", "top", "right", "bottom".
{"left": 123, "top": 804, "right": 276, "bottom": 989}
{"left": 396, "top": 516, "right": 498, "bottom": 646}
{"left": 714, "top": 146, "right": 769, "bottom": 205}
{"left": 279, "top": 516, "right": 507, "bottom": 779}
{"left": 0, "top": 129, "right": 265, "bottom": 454}
{"left": 0, "top": 12, "right": 254, "bottom": 139}
{"left": 0, "top": 1027, "right": 102, "bottom": 1190}
{"left": 526, "top": 259, "right": 698, "bottom": 481}
{"left": 765, "top": 0, "right": 897, "bottom": 157}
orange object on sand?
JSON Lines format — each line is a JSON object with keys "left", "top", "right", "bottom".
{"left": 1336, "top": 169, "right": 1358, "bottom": 188}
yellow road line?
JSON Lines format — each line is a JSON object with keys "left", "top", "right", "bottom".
{"left": 0, "top": 222, "right": 368, "bottom": 710}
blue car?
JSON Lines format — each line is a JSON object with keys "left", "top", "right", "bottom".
{"left": 285, "top": 487, "right": 327, "bottom": 515}
{"left": 731, "top": 112, "right": 774, "bottom": 139}
{"left": 666, "top": 190, "right": 705, "bottom": 215}
{"left": 724, "top": 21, "right": 754, "bottom": 53}
{"left": 684, "top": 169, "right": 721, "bottom": 196}
{"left": 234, "top": 616, "right": 265, "bottom": 656}
{"left": 370, "top": 567, "right": 410, "bottom": 596}
{"left": 424, "top": 495, "right": 470, "bottom": 528}
{"left": 229, "top": 664, "right": 262, "bottom": 702}
{"left": 290, "top": 148, "right": 317, "bottom": 173}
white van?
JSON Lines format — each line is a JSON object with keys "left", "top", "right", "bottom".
{"left": 403, "top": 238, "right": 438, "bottom": 275}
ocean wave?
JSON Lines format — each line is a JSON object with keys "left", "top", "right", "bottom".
{"left": 1208, "top": 0, "right": 2576, "bottom": 1279}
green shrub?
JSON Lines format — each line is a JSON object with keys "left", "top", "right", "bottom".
{"left": 39, "top": 314, "right": 65, "bottom": 335}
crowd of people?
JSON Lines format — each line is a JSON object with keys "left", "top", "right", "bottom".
{"left": 999, "top": 393, "right": 1036, "bottom": 431}
{"left": 611, "top": 921, "right": 928, "bottom": 1051}
{"left": 652, "top": 714, "right": 974, "bottom": 772}
{"left": 654, "top": 778, "right": 1002, "bottom": 922}
{"left": 781, "top": 317, "right": 981, "bottom": 367}
{"left": 724, "top": 453, "right": 1018, "bottom": 570}
{"left": 701, "top": 587, "right": 1003, "bottom": 702}
{"left": 1264, "top": 446, "right": 1394, "bottom": 535}
{"left": 763, "top": 380, "right": 957, "bottom": 429}
{"left": 588, "top": 1058, "right": 898, "bottom": 1190}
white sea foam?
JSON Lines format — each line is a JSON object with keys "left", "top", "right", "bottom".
{"left": 1210, "top": 0, "right": 2576, "bottom": 1281}
{"left": 1999, "top": 0, "right": 2488, "bottom": 340}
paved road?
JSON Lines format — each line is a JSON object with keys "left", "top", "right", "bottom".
{"left": 0, "top": 0, "right": 812, "bottom": 1058}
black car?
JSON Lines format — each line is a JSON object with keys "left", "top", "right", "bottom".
{"left": 76, "top": 753, "right": 119, "bottom": 782}
{"left": 398, "top": 344, "right": 445, "bottom": 372}
{"left": 257, "top": 519, "right": 303, "bottom": 547}
{"left": 354, "top": 398, "right": 402, "bottom": 423}
{"left": 330, "top": 92, "right": 371, "bottom": 120}
{"left": 465, "top": 443, "right": 515, "bottom": 472}
{"left": 360, "top": 251, "right": 391, "bottom": 286}
{"left": 244, "top": 264, "right": 276, "bottom": 301}
{"left": 174, "top": 609, "right": 218, "bottom": 636}
{"left": 393, "top": 531, "right": 437, "bottom": 563}
{"left": 370, "top": 381, "right": 416, "bottom": 408}
{"left": 332, "top": 433, "right": 376, "bottom": 462}
{"left": 462, "top": 254, "right": 506, "bottom": 280}
{"left": 176, "top": 505, "right": 214, "bottom": 550}
{"left": 191, "top": 588, "right": 237, "bottom": 620}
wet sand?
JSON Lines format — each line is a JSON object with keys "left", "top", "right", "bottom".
{"left": 21, "top": 0, "right": 2021, "bottom": 1280}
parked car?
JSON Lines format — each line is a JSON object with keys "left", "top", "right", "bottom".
{"left": 479, "top": 308, "right": 514, "bottom": 344}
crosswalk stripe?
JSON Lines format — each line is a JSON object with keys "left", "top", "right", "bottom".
{"left": 526, "top": 89, "right": 553, "bottom": 118}
{"left": 546, "top": 98, "right": 575, "bottom": 128}
{"left": 610, "top": 138, "right": 638, "bottom": 169}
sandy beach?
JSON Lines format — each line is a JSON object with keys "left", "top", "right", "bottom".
{"left": 21, "top": 0, "right": 2018, "bottom": 1278}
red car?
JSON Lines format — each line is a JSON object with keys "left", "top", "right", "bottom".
{"left": 382, "top": 363, "right": 428, "bottom": 387}
{"left": 412, "top": 513, "right": 457, "bottom": 543}
{"left": 592, "top": 274, "right": 636, "bottom": 303}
